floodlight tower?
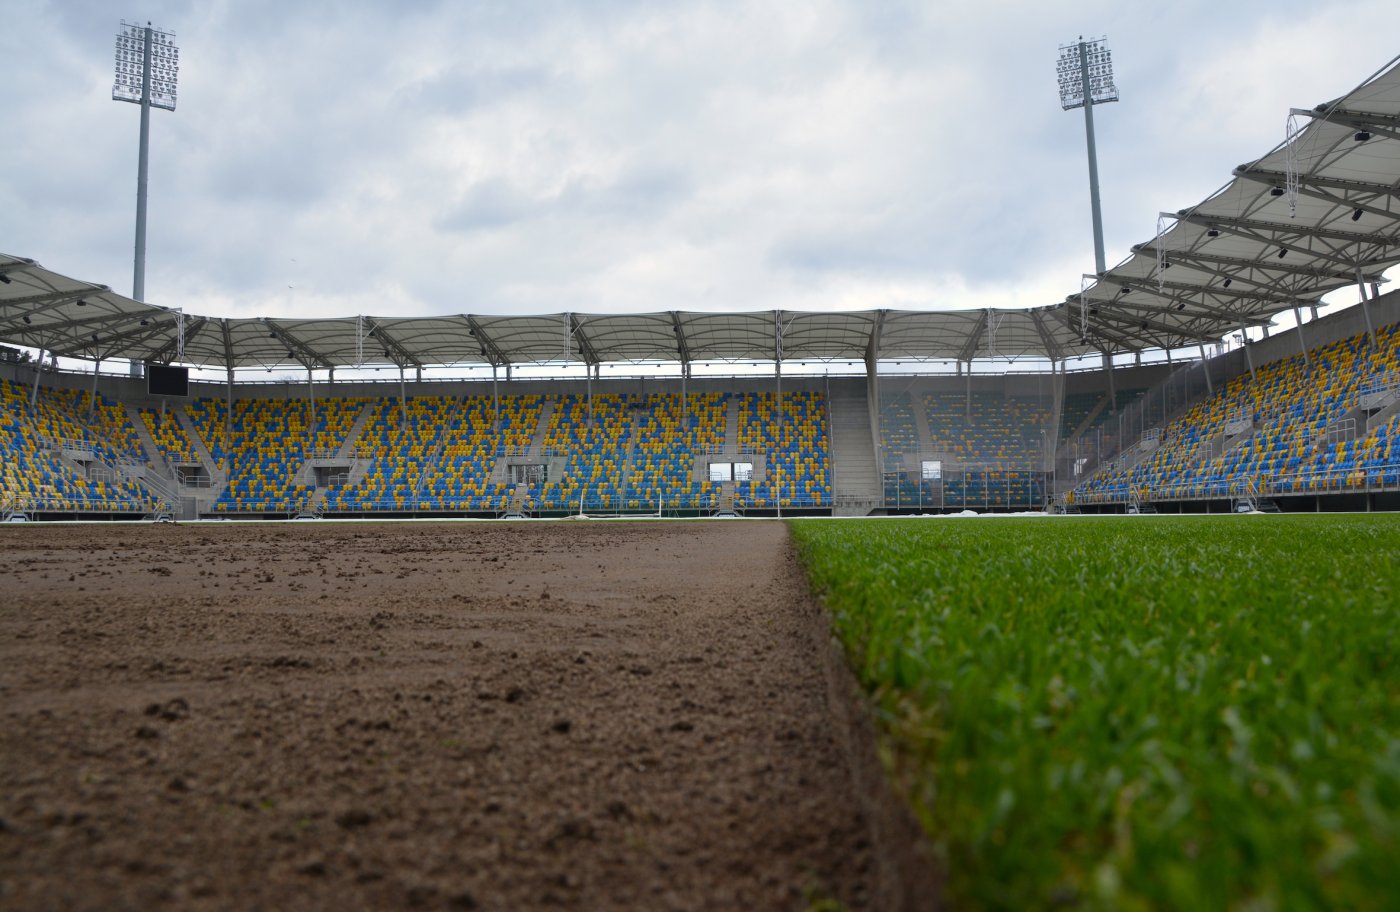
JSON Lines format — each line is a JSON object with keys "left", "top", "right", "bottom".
{"left": 113, "top": 20, "right": 179, "bottom": 376}
{"left": 1056, "top": 36, "right": 1118, "bottom": 276}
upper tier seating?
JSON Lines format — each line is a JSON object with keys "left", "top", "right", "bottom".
{"left": 923, "top": 392, "right": 1053, "bottom": 464}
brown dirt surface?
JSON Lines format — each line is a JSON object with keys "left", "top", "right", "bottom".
{"left": 0, "top": 520, "right": 884, "bottom": 911}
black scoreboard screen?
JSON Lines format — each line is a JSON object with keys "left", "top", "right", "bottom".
{"left": 147, "top": 364, "right": 190, "bottom": 397}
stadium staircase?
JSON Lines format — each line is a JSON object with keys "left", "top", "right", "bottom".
{"left": 411, "top": 393, "right": 468, "bottom": 505}
{"left": 295, "top": 400, "right": 374, "bottom": 513}
{"left": 1207, "top": 414, "right": 1258, "bottom": 459}
{"left": 528, "top": 398, "right": 556, "bottom": 453}
{"left": 718, "top": 481, "right": 736, "bottom": 513}
{"left": 1066, "top": 394, "right": 1110, "bottom": 442}
{"left": 723, "top": 396, "right": 739, "bottom": 450}
{"left": 335, "top": 401, "right": 377, "bottom": 460}
{"left": 828, "top": 386, "right": 882, "bottom": 516}
{"left": 174, "top": 406, "right": 227, "bottom": 508}
{"left": 122, "top": 403, "right": 194, "bottom": 518}
{"left": 124, "top": 402, "right": 172, "bottom": 476}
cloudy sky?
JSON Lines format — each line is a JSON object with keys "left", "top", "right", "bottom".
{"left": 3, "top": 0, "right": 1398, "bottom": 324}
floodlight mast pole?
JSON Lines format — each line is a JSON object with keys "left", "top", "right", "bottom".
{"left": 113, "top": 20, "right": 179, "bottom": 378}
{"left": 1058, "top": 36, "right": 1117, "bottom": 272}
{"left": 1077, "top": 40, "right": 1107, "bottom": 275}
{"left": 133, "top": 24, "right": 153, "bottom": 308}
{"left": 1059, "top": 36, "right": 1119, "bottom": 405}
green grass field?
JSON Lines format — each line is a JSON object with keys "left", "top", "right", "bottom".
{"left": 790, "top": 514, "right": 1400, "bottom": 912}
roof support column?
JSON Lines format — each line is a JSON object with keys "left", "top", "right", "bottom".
{"left": 224, "top": 367, "right": 233, "bottom": 475}
{"left": 775, "top": 355, "right": 782, "bottom": 520}
{"left": 965, "top": 362, "right": 972, "bottom": 419}
{"left": 90, "top": 358, "right": 101, "bottom": 421}
{"left": 1357, "top": 266, "right": 1378, "bottom": 350}
{"left": 774, "top": 309, "right": 784, "bottom": 520}
{"left": 1102, "top": 351, "right": 1117, "bottom": 414}
{"left": 399, "top": 365, "right": 407, "bottom": 433}
{"left": 865, "top": 346, "right": 880, "bottom": 475}
{"left": 491, "top": 364, "right": 499, "bottom": 433}
{"left": 1291, "top": 304, "right": 1312, "bottom": 372}
{"left": 1198, "top": 346, "right": 1214, "bottom": 395}
{"left": 307, "top": 368, "right": 316, "bottom": 433}
{"left": 866, "top": 311, "right": 884, "bottom": 470}
{"left": 29, "top": 348, "right": 45, "bottom": 408}
{"left": 1239, "top": 324, "right": 1257, "bottom": 381}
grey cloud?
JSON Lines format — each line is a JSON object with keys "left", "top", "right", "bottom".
{"left": 3, "top": 0, "right": 1399, "bottom": 324}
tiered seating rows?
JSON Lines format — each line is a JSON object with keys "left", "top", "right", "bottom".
{"left": 1078, "top": 324, "right": 1400, "bottom": 500}
{"left": 1, "top": 379, "right": 151, "bottom": 512}
{"left": 173, "top": 392, "right": 829, "bottom": 512}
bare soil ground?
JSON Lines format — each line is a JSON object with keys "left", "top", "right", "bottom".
{"left": 0, "top": 520, "right": 883, "bottom": 911}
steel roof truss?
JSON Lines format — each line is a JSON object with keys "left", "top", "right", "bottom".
{"left": 1140, "top": 245, "right": 1381, "bottom": 284}
{"left": 956, "top": 310, "right": 989, "bottom": 362}
{"left": 143, "top": 315, "right": 210, "bottom": 365}
{"left": 1293, "top": 107, "right": 1400, "bottom": 143}
{"left": 670, "top": 311, "right": 691, "bottom": 366}
{"left": 465, "top": 316, "right": 508, "bottom": 367}
{"left": 1234, "top": 167, "right": 1400, "bottom": 201}
{"left": 1093, "top": 308, "right": 1217, "bottom": 344}
{"left": 361, "top": 319, "right": 420, "bottom": 369}
{"left": 1029, "top": 308, "right": 1064, "bottom": 362}
{"left": 568, "top": 314, "right": 600, "bottom": 366}
{"left": 1175, "top": 212, "right": 1398, "bottom": 252}
{"left": 866, "top": 309, "right": 886, "bottom": 363}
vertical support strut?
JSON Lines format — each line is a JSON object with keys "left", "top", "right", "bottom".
{"left": 1357, "top": 266, "right": 1377, "bottom": 350}
{"left": 1292, "top": 304, "right": 1312, "bottom": 371}
{"left": 224, "top": 367, "right": 233, "bottom": 475}
{"left": 1240, "top": 324, "right": 1256, "bottom": 381}
{"left": 398, "top": 365, "right": 407, "bottom": 433}
{"left": 306, "top": 368, "right": 316, "bottom": 432}
{"left": 1103, "top": 351, "right": 1117, "bottom": 414}
{"left": 90, "top": 359, "right": 101, "bottom": 420}
{"left": 30, "top": 349, "right": 45, "bottom": 408}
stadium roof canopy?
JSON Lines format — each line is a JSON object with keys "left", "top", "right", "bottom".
{"left": 2, "top": 56, "right": 1398, "bottom": 373}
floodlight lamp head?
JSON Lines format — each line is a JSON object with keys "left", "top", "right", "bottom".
{"left": 112, "top": 21, "right": 179, "bottom": 112}
{"left": 1056, "top": 36, "right": 1118, "bottom": 110}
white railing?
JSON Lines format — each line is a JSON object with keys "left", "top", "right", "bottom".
{"left": 1070, "top": 462, "right": 1400, "bottom": 506}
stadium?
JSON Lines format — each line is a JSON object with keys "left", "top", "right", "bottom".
{"left": 3, "top": 12, "right": 1399, "bottom": 912}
